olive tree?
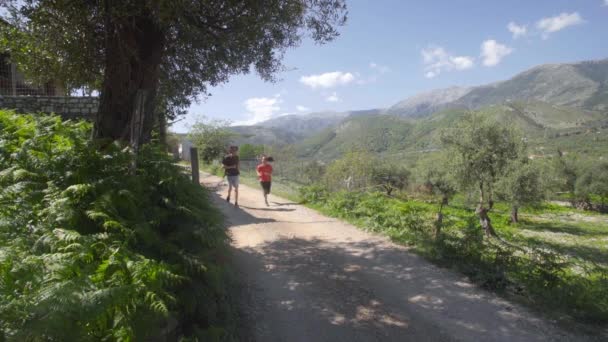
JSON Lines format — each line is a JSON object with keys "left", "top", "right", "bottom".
{"left": 440, "top": 112, "right": 523, "bottom": 238}
{"left": 323, "top": 151, "right": 376, "bottom": 191}
{"left": 188, "top": 117, "right": 233, "bottom": 164}
{"left": 552, "top": 151, "right": 579, "bottom": 204}
{"left": 576, "top": 162, "right": 608, "bottom": 209}
{"left": 370, "top": 162, "right": 410, "bottom": 196}
{"left": 1, "top": 0, "right": 347, "bottom": 143}
{"left": 417, "top": 154, "right": 457, "bottom": 237}
{"left": 495, "top": 161, "right": 544, "bottom": 223}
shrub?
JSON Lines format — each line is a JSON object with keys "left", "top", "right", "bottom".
{"left": 209, "top": 163, "right": 224, "bottom": 177}
{"left": 299, "top": 184, "right": 329, "bottom": 204}
{"left": 0, "top": 111, "right": 234, "bottom": 341}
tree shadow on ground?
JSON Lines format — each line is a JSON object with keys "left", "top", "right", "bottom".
{"left": 232, "top": 237, "right": 599, "bottom": 342}
{"left": 239, "top": 205, "right": 296, "bottom": 212}
{"left": 518, "top": 219, "right": 607, "bottom": 237}
{"left": 514, "top": 235, "right": 608, "bottom": 265}
{"left": 271, "top": 201, "right": 300, "bottom": 206}
{"left": 206, "top": 190, "right": 277, "bottom": 227}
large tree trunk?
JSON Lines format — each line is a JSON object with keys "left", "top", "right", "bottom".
{"left": 158, "top": 112, "right": 167, "bottom": 147}
{"left": 510, "top": 206, "right": 519, "bottom": 224}
{"left": 93, "top": 6, "right": 165, "bottom": 144}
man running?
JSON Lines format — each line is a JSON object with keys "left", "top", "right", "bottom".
{"left": 256, "top": 155, "right": 274, "bottom": 206}
{"left": 222, "top": 146, "right": 240, "bottom": 207}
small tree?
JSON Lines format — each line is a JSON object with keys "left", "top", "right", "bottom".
{"left": 418, "top": 154, "right": 456, "bottom": 238}
{"left": 552, "top": 151, "right": 579, "bottom": 204}
{"left": 302, "top": 160, "right": 326, "bottom": 185}
{"left": 370, "top": 162, "right": 410, "bottom": 196}
{"left": 239, "top": 144, "right": 265, "bottom": 160}
{"left": 496, "top": 161, "right": 544, "bottom": 223}
{"left": 576, "top": 162, "right": 608, "bottom": 210}
{"left": 441, "top": 112, "right": 523, "bottom": 238}
{"left": 188, "top": 118, "right": 233, "bottom": 164}
{"left": 323, "top": 151, "right": 376, "bottom": 191}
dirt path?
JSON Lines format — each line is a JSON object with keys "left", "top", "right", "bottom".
{"left": 201, "top": 174, "right": 595, "bottom": 342}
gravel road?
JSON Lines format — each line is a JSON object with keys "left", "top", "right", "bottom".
{"left": 201, "top": 173, "right": 599, "bottom": 342}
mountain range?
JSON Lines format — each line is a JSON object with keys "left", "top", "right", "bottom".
{"left": 230, "top": 58, "right": 608, "bottom": 159}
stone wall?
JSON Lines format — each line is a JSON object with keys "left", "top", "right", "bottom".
{"left": 0, "top": 96, "right": 98, "bottom": 120}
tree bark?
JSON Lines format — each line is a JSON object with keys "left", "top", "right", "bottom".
{"left": 477, "top": 206, "right": 498, "bottom": 237}
{"left": 441, "top": 194, "right": 449, "bottom": 206}
{"left": 93, "top": 5, "right": 165, "bottom": 144}
{"left": 159, "top": 111, "right": 167, "bottom": 147}
{"left": 477, "top": 182, "right": 498, "bottom": 238}
{"left": 510, "top": 206, "right": 519, "bottom": 224}
{"left": 435, "top": 201, "right": 444, "bottom": 239}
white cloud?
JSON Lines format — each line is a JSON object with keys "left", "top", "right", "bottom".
{"left": 326, "top": 92, "right": 340, "bottom": 102}
{"left": 296, "top": 105, "right": 310, "bottom": 112}
{"left": 299, "top": 71, "right": 356, "bottom": 89}
{"left": 604, "top": 0, "right": 608, "bottom": 6}
{"left": 421, "top": 46, "right": 474, "bottom": 78}
{"left": 536, "top": 12, "right": 584, "bottom": 38}
{"left": 507, "top": 22, "right": 527, "bottom": 39}
{"left": 234, "top": 95, "right": 282, "bottom": 125}
{"left": 480, "top": 40, "right": 513, "bottom": 67}
{"left": 369, "top": 62, "right": 390, "bottom": 73}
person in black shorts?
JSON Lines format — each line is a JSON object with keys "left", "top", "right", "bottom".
{"left": 222, "top": 146, "right": 240, "bottom": 207}
{"left": 256, "top": 155, "right": 274, "bottom": 206}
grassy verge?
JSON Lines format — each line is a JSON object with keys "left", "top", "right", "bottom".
{"left": 0, "top": 112, "right": 238, "bottom": 341}
{"left": 196, "top": 159, "right": 607, "bottom": 324}
{"left": 297, "top": 187, "right": 608, "bottom": 325}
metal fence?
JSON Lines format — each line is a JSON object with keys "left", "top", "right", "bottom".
{"left": 0, "top": 54, "right": 61, "bottom": 96}
{"left": 218, "top": 158, "right": 324, "bottom": 186}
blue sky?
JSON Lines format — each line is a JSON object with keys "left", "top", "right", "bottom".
{"left": 172, "top": 0, "right": 608, "bottom": 132}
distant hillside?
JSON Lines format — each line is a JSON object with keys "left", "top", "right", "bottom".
{"left": 296, "top": 101, "right": 608, "bottom": 160}
{"left": 231, "top": 58, "right": 608, "bottom": 159}
{"left": 386, "top": 59, "right": 608, "bottom": 118}
{"left": 228, "top": 125, "right": 299, "bottom": 146}
{"left": 229, "top": 109, "right": 382, "bottom": 145}
{"left": 385, "top": 86, "right": 471, "bottom": 118}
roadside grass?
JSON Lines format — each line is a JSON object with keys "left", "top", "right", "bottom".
{"left": 194, "top": 160, "right": 607, "bottom": 325}
{"left": 297, "top": 187, "right": 608, "bottom": 325}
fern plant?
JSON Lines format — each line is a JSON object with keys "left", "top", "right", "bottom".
{"left": 0, "top": 111, "right": 234, "bottom": 341}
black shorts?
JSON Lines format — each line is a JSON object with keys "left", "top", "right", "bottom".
{"left": 260, "top": 181, "right": 271, "bottom": 195}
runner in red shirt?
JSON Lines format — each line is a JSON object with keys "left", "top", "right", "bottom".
{"left": 256, "top": 155, "right": 274, "bottom": 206}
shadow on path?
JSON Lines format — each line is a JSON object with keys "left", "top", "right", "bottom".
{"left": 233, "top": 237, "right": 589, "bottom": 342}
{"left": 239, "top": 205, "right": 297, "bottom": 212}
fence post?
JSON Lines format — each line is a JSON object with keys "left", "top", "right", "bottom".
{"left": 190, "top": 147, "right": 199, "bottom": 184}
{"left": 10, "top": 63, "right": 17, "bottom": 96}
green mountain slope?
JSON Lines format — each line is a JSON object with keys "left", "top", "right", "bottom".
{"left": 296, "top": 101, "right": 608, "bottom": 160}
{"left": 231, "top": 58, "right": 608, "bottom": 159}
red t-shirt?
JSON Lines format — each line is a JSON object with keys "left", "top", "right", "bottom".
{"left": 256, "top": 164, "right": 273, "bottom": 182}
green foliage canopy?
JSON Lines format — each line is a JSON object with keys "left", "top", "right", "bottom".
{"left": 188, "top": 117, "right": 234, "bottom": 164}
{"left": 495, "top": 161, "right": 545, "bottom": 221}
{"left": 576, "top": 162, "right": 608, "bottom": 205}
{"left": 1, "top": 0, "right": 348, "bottom": 141}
